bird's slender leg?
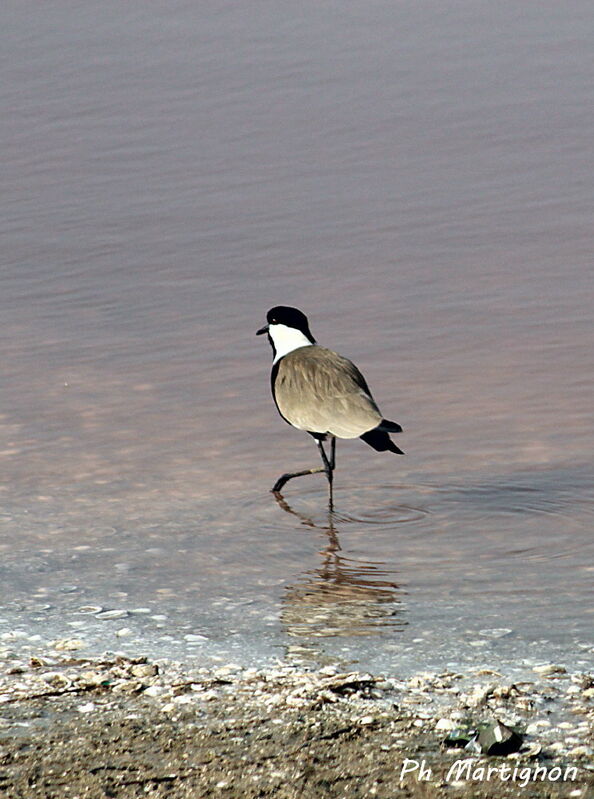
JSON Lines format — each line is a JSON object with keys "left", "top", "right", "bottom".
{"left": 328, "top": 436, "right": 336, "bottom": 514}
{"left": 315, "top": 438, "right": 335, "bottom": 511}
{"left": 272, "top": 437, "right": 337, "bottom": 509}
{"left": 326, "top": 436, "right": 337, "bottom": 512}
{"left": 272, "top": 465, "right": 326, "bottom": 493}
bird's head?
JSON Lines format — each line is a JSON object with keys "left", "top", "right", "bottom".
{"left": 257, "top": 306, "right": 316, "bottom": 361}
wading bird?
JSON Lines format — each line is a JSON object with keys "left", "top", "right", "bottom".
{"left": 257, "top": 306, "right": 404, "bottom": 508}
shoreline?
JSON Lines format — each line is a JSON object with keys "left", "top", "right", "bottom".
{"left": 0, "top": 651, "right": 591, "bottom": 798}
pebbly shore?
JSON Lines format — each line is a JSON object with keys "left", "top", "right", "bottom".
{"left": 0, "top": 648, "right": 592, "bottom": 798}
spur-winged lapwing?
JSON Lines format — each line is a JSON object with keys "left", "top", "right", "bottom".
{"left": 257, "top": 306, "right": 404, "bottom": 508}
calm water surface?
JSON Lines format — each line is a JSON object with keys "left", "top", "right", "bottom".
{"left": 1, "top": 1, "right": 593, "bottom": 676}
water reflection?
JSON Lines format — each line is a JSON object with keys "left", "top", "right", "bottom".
{"left": 275, "top": 494, "right": 406, "bottom": 663}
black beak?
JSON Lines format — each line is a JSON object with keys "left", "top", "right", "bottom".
{"left": 256, "top": 324, "right": 269, "bottom": 336}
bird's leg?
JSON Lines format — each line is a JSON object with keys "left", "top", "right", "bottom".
{"left": 327, "top": 436, "right": 337, "bottom": 511}
{"left": 272, "top": 465, "right": 326, "bottom": 493}
{"left": 315, "top": 438, "right": 335, "bottom": 511}
{"left": 271, "top": 437, "right": 337, "bottom": 508}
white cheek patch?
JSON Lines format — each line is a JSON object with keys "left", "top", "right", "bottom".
{"left": 270, "top": 324, "right": 313, "bottom": 363}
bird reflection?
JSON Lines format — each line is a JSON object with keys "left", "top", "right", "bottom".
{"left": 274, "top": 493, "right": 406, "bottom": 661}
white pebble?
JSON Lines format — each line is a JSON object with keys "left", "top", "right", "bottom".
{"left": 435, "top": 718, "right": 455, "bottom": 731}
{"left": 1, "top": 631, "right": 28, "bottom": 640}
{"left": 77, "top": 606, "right": 103, "bottom": 614}
{"left": 95, "top": 610, "right": 128, "bottom": 620}
{"left": 173, "top": 695, "right": 193, "bottom": 705}
{"left": 567, "top": 746, "right": 592, "bottom": 757}
{"left": 143, "top": 685, "right": 166, "bottom": 697}
{"left": 53, "top": 638, "right": 86, "bottom": 651}
{"left": 478, "top": 628, "right": 512, "bottom": 638}
{"left": 532, "top": 664, "right": 566, "bottom": 676}
{"left": 525, "top": 723, "right": 539, "bottom": 735}
{"left": 285, "top": 695, "right": 305, "bottom": 707}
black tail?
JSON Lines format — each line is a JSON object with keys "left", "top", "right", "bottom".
{"left": 360, "top": 427, "right": 405, "bottom": 454}
{"left": 378, "top": 418, "right": 402, "bottom": 434}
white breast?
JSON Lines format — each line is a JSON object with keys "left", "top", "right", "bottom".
{"left": 269, "top": 323, "right": 313, "bottom": 363}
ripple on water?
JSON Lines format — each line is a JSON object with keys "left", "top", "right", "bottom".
{"left": 247, "top": 483, "right": 432, "bottom": 530}
{"left": 431, "top": 472, "right": 594, "bottom": 565}
{"left": 220, "top": 469, "right": 594, "bottom": 568}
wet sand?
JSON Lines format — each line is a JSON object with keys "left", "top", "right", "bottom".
{"left": 1, "top": 652, "right": 592, "bottom": 798}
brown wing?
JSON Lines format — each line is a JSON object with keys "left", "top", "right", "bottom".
{"left": 274, "top": 346, "right": 383, "bottom": 438}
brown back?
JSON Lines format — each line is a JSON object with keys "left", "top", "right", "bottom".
{"left": 274, "top": 346, "right": 383, "bottom": 438}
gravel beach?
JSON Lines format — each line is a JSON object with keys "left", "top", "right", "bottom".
{"left": 0, "top": 651, "right": 592, "bottom": 798}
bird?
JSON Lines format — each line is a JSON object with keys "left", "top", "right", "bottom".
{"left": 257, "top": 306, "right": 404, "bottom": 508}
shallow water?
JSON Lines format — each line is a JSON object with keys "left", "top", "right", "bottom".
{"left": 1, "top": 1, "right": 593, "bottom": 677}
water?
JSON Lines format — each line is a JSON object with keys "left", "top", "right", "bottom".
{"left": 1, "top": 1, "right": 593, "bottom": 677}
